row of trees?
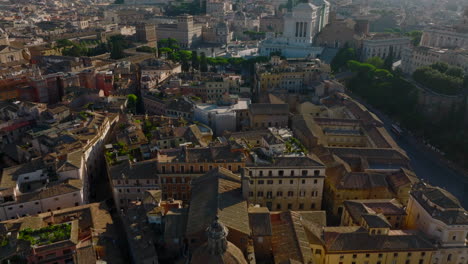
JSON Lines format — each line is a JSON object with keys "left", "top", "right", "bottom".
{"left": 165, "top": 0, "right": 204, "bottom": 16}
{"left": 157, "top": 38, "right": 270, "bottom": 74}
{"left": 413, "top": 62, "right": 465, "bottom": 95}
{"left": 331, "top": 44, "right": 397, "bottom": 73}
{"left": 346, "top": 59, "right": 468, "bottom": 169}
{"left": 57, "top": 35, "right": 129, "bottom": 59}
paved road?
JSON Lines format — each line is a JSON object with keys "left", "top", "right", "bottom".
{"left": 349, "top": 92, "right": 468, "bottom": 208}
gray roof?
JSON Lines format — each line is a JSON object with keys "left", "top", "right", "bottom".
{"left": 249, "top": 103, "right": 289, "bottom": 115}
{"left": 411, "top": 184, "right": 468, "bottom": 225}
{"left": 1, "top": 159, "right": 45, "bottom": 189}
{"left": 361, "top": 214, "right": 392, "bottom": 228}
{"left": 109, "top": 159, "right": 159, "bottom": 180}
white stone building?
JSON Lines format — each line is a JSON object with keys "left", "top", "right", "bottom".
{"left": 420, "top": 28, "right": 468, "bottom": 50}
{"left": 193, "top": 98, "right": 250, "bottom": 135}
{"left": 361, "top": 33, "right": 411, "bottom": 61}
{"left": 0, "top": 158, "right": 84, "bottom": 221}
{"left": 157, "top": 15, "right": 203, "bottom": 48}
{"left": 401, "top": 46, "right": 468, "bottom": 74}
{"left": 259, "top": 1, "right": 330, "bottom": 58}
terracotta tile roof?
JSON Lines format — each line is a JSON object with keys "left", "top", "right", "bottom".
{"left": 344, "top": 199, "right": 405, "bottom": 224}
{"left": 270, "top": 211, "right": 315, "bottom": 264}
{"left": 323, "top": 227, "right": 434, "bottom": 252}
{"left": 109, "top": 159, "right": 159, "bottom": 180}
{"left": 186, "top": 167, "right": 250, "bottom": 236}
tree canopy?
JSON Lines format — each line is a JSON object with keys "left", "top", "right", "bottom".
{"left": 413, "top": 62, "right": 464, "bottom": 95}
{"left": 330, "top": 45, "right": 358, "bottom": 72}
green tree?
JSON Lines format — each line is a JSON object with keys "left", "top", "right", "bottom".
{"left": 191, "top": 50, "right": 199, "bottom": 71}
{"left": 330, "top": 44, "right": 357, "bottom": 72}
{"left": 366, "top": 57, "right": 384, "bottom": 68}
{"left": 413, "top": 66, "right": 463, "bottom": 95}
{"left": 430, "top": 62, "right": 449, "bottom": 73}
{"left": 179, "top": 50, "right": 191, "bottom": 72}
{"left": 110, "top": 37, "right": 126, "bottom": 60}
{"left": 114, "top": 0, "right": 124, "bottom": 4}
{"left": 445, "top": 66, "right": 464, "bottom": 79}
{"left": 56, "top": 39, "right": 74, "bottom": 48}
{"left": 158, "top": 47, "right": 172, "bottom": 58}
{"left": 158, "top": 39, "right": 169, "bottom": 48}
{"left": 200, "top": 52, "right": 208, "bottom": 72}
{"left": 167, "top": 38, "right": 178, "bottom": 49}
{"left": 127, "top": 94, "right": 138, "bottom": 113}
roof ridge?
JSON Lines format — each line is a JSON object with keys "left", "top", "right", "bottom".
{"left": 287, "top": 211, "right": 308, "bottom": 263}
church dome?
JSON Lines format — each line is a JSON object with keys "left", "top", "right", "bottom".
{"left": 190, "top": 218, "right": 247, "bottom": 264}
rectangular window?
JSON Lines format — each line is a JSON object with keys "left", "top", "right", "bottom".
{"left": 258, "top": 180, "right": 264, "bottom": 184}
{"left": 290, "top": 180, "right": 294, "bottom": 184}
{"left": 299, "top": 203, "right": 304, "bottom": 209}
{"left": 279, "top": 170, "right": 284, "bottom": 176}
{"left": 267, "top": 180, "right": 273, "bottom": 184}
{"left": 277, "top": 191, "right": 283, "bottom": 197}
{"left": 257, "top": 191, "right": 264, "bottom": 197}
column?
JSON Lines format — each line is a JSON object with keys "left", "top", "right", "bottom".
{"left": 303, "top": 22, "right": 307, "bottom": 38}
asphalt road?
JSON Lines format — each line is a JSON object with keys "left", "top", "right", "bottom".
{"left": 349, "top": 92, "right": 468, "bottom": 208}
{"left": 396, "top": 136, "right": 468, "bottom": 207}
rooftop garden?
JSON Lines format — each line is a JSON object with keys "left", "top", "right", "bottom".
{"left": 18, "top": 223, "right": 71, "bottom": 246}
{"left": 105, "top": 141, "right": 136, "bottom": 165}
{"left": 285, "top": 137, "right": 308, "bottom": 154}
{"left": 0, "top": 236, "right": 8, "bottom": 247}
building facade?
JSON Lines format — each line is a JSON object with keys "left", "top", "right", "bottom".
{"left": 361, "top": 34, "right": 411, "bottom": 61}
{"left": 242, "top": 156, "right": 326, "bottom": 211}
{"left": 157, "top": 15, "right": 203, "bottom": 48}
{"left": 406, "top": 183, "right": 468, "bottom": 264}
